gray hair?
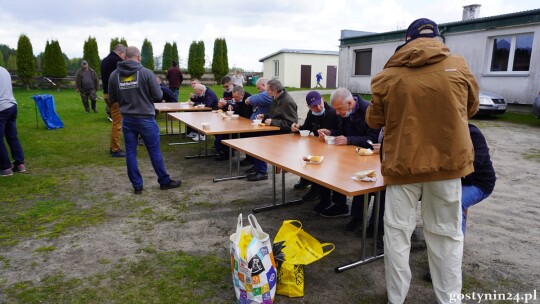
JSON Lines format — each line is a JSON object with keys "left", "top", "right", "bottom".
{"left": 267, "top": 79, "right": 283, "bottom": 92}
{"left": 113, "top": 44, "right": 126, "bottom": 53}
{"left": 232, "top": 85, "right": 245, "bottom": 95}
{"left": 256, "top": 77, "right": 268, "bottom": 86}
{"left": 194, "top": 83, "right": 206, "bottom": 91}
{"left": 329, "top": 88, "right": 354, "bottom": 106}
{"left": 125, "top": 46, "right": 140, "bottom": 59}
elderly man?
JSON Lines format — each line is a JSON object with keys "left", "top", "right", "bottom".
{"left": 317, "top": 88, "right": 380, "bottom": 217}
{"left": 366, "top": 18, "right": 479, "bottom": 303}
{"left": 214, "top": 86, "right": 252, "bottom": 161}
{"left": 155, "top": 76, "right": 177, "bottom": 103}
{"left": 246, "top": 79, "right": 297, "bottom": 181}
{"left": 291, "top": 90, "right": 338, "bottom": 198}
{"left": 108, "top": 46, "right": 181, "bottom": 194}
{"left": 187, "top": 83, "right": 219, "bottom": 141}
{"left": 75, "top": 60, "right": 99, "bottom": 113}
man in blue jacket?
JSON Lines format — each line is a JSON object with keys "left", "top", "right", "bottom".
{"left": 155, "top": 76, "right": 177, "bottom": 103}
{"left": 317, "top": 88, "right": 380, "bottom": 217}
{"left": 108, "top": 46, "right": 181, "bottom": 194}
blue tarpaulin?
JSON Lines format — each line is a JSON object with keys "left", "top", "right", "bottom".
{"left": 32, "top": 94, "right": 64, "bottom": 130}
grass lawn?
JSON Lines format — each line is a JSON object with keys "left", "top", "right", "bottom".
{"left": 0, "top": 85, "right": 249, "bottom": 303}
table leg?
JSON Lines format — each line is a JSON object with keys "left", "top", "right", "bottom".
{"left": 252, "top": 167, "right": 303, "bottom": 213}
{"left": 184, "top": 131, "right": 216, "bottom": 159}
{"left": 334, "top": 192, "right": 384, "bottom": 273}
{"left": 213, "top": 133, "right": 248, "bottom": 182}
{"left": 168, "top": 120, "right": 198, "bottom": 146}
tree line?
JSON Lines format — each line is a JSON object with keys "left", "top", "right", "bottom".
{"left": 1, "top": 34, "right": 230, "bottom": 89}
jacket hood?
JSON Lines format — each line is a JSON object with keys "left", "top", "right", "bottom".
{"left": 385, "top": 38, "right": 450, "bottom": 69}
{"left": 117, "top": 60, "right": 143, "bottom": 76}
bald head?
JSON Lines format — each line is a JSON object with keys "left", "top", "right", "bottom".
{"left": 125, "top": 46, "right": 141, "bottom": 61}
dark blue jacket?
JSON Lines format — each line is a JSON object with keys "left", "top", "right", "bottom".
{"left": 463, "top": 124, "right": 496, "bottom": 194}
{"left": 332, "top": 97, "right": 380, "bottom": 148}
{"left": 299, "top": 102, "right": 338, "bottom": 134}
{"left": 193, "top": 87, "right": 219, "bottom": 109}
{"left": 159, "top": 83, "right": 177, "bottom": 103}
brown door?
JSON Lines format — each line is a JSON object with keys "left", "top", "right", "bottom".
{"left": 326, "top": 65, "right": 337, "bottom": 89}
{"left": 300, "top": 65, "right": 311, "bottom": 88}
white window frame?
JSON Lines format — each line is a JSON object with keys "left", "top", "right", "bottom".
{"left": 273, "top": 60, "right": 279, "bottom": 77}
{"left": 485, "top": 33, "right": 533, "bottom": 76}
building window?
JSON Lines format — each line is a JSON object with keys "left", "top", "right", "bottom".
{"left": 489, "top": 33, "right": 533, "bottom": 73}
{"left": 273, "top": 60, "right": 279, "bottom": 77}
{"left": 354, "top": 49, "right": 372, "bottom": 76}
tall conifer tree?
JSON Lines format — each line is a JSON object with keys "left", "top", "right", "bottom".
{"left": 16, "top": 34, "right": 35, "bottom": 89}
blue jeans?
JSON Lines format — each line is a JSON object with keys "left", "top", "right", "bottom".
{"left": 0, "top": 104, "right": 24, "bottom": 170}
{"left": 122, "top": 116, "right": 171, "bottom": 188}
{"left": 461, "top": 185, "right": 489, "bottom": 233}
{"left": 250, "top": 158, "right": 267, "bottom": 173}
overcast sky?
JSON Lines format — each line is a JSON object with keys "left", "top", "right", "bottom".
{"left": 0, "top": 0, "right": 538, "bottom": 71}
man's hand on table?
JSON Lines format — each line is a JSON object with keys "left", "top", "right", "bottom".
{"left": 335, "top": 136, "right": 348, "bottom": 145}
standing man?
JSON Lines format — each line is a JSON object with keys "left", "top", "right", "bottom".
{"left": 248, "top": 79, "right": 297, "bottom": 181}
{"left": 108, "top": 46, "right": 181, "bottom": 194}
{"left": 315, "top": 72, "right": 323, "bottom": 88}
{"left": 366, "top": 18, "right": 479, "bottom": 304}
{"left": 0, "top": 66, "right": 26, "bottom": 176}
{"left": 75, "top": 60, "right": 99, "bottom": 113}
{"left": 101, "top": 44, "right": 126, "bottom": 158}
{"left": 166, "top": 61, "right": 183, "bottom": 98}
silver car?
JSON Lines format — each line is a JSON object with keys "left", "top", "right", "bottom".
{"left": 532, "top": 92, "right": 540, "bottom": 118}
{"left": 476, "top": 91, "right": 507, "bottom": 116}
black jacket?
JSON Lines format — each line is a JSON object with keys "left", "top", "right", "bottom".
{"left": 299, "top": 102, "right": 338, "bottom": 134}
{"left": 101, "top": 51, "right": 123, "bottom": 94}
{"left": 159, "top": 83, "right": 178, "bottom": 103}
{"left": 462, "top": 124, "right": 496, "bottom": 194}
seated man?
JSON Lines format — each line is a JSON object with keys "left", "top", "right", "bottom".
{"left": 317, "top": 88, "right": 380, "bottom": 217}
{"left": 246, "top": 79, "right": 297, "bottom": 181}
{"left": 290, "top": 91, "right": 338, "bottom": 199}
{"left": 187, "top": 84, "right": 219, "bottom": 142}
{"left": 155, "top": 76, "right": 177, "bottom": 103}
{"left": 214, "top": 86, "right": 252, "bottom": 161}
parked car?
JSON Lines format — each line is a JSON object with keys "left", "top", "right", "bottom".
{"left": 476, "top": 91, "right": 507, "bottom": 116}
{"left": 533, "top": 92, "right": 540, "bottom": 118}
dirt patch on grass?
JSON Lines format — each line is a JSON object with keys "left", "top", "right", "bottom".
{"left": 1, "top": 117, "right": 539, "bottom": 303}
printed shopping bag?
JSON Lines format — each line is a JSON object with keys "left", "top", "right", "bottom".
{"left": 273, "top": 220, "right": 335, "bottom": 297}
{"left": 230, "top": 214, "right": 277, "bottom": 304}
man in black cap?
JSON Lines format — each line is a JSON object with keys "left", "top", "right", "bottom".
{"left": 75, "top": 60, "right": 99, "bottom": 113}
{"left": 366, "top": 18, "right": 479, "bottom": 304}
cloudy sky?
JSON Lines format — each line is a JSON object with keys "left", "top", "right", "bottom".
{"left": 0, "top": 0, "right": 538, "bottom": 71}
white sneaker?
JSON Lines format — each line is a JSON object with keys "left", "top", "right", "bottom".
{"left": 192, "top": 134, "right": 206, "bottom": 142}
{"left": 186, "top": 132, "right": 197, "bottom": 138}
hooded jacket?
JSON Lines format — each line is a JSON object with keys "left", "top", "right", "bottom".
{"left": 366, "top": 38, "right": 479, "bottom": 185}
{"left": 108, "top": 60, "right": 163, "bottom": 118}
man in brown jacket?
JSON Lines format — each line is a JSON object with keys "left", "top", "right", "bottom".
{"left": 366, "top": 18, "right": 479, "bottom": 304}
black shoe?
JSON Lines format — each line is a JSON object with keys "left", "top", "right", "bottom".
{"left": 312, "top": 199, "right": 331, "bottom": 214}
{"left": 345, "top": 218, "right": 362, "bottom": 231}
{"left": 214, "top": 153, "right": 230, "bottom": 161}
{"left": 239, "top": 158, "right": 252, "bottom": 167}
{"left": 302, "top": 188, "right": 320, "bottom": 201}
{"left": 294, "top": 178, "right": 311, "bottom": 190}
{"left": 111, "top": 151, "right": 125, "bottom": 157}
{"left": 134, "top": 186, "right": 143, "bottom": 195}
{"left": 320, "top": 204, "right": 350, "bottom": 218}
{"left": 160, "top": 179, "right": 181, "bottom": 190}
{"left": 247, "top": 172, "right": 268, "bottom": 182}
{"left": 244, "top": 166, "right": 257, "bottom": 174}
{"left": 424, "top": 271, "right": 432, "bottom": 282}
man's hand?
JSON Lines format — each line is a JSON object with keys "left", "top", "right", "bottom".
{"left": 218, "top": 99, "right": 227, "bottom": 108}
{"left": 256, "top": 114, "right": 264, "bottom": 120}
{"left": 265, "top": 119, "right": 272, "bottom": 125}
{"left": 317, "top": 129, "right": 331, "bottom": 138}
{"left": 291, "top": 123, "right": 300, "bottom": 132}
{"left": 245, "top": 97, "right": 251, "bottom": 105}
{"left": 334, "top": 136, "right": 348, "bottom": 145}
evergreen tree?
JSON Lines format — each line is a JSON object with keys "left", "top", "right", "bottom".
{"left": 7, "top": 54, "right": 17, "bottom": 72}
{"left": 83, "top": 36, "right": 100, "bottom": 75}
{"left": 43, "top": 40, "right": 67, "bottom": 78}
{"left": 141, "top": 38, "right": 155, "bottom": 70}
{"left": 188, "top": 41, "right": 206, "bottom": 79}
{"left": 162, "top": 42, "right": 172, "bottom": 72}
{"left": 0, "top": 44, "right": 16, "bottom": 64}
{"left": 16, "top": 34, "right": 36, "bottom": 89}
{"left": 212, "top": 38, "right": 229, "bottom": 82}
{"left": 42, "top": 41, "right": 52, "bottom": 75}
{"left": 171, "top": 42, "right": 179, "bottom": 67}
{"left": 0, "top": 50, "right": 4, "bottom": 67}
{"left": 110, "top": 37, "right": 128, "bottom": 51}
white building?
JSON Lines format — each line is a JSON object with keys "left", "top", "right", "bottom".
{"left": 339, "top": 6, "right": 540, "bottom": 105}
{"left": 259, "top": 49, "right": 339, "bottom": 89}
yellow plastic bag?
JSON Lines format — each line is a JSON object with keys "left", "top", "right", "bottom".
{"left": 273, "top": 220, "right": 334, "bottom": 297}
{"left": 238, "top": 229, "right": 253, "bottom": 260}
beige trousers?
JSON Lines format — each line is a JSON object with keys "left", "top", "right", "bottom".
{"left": 384, "top": 178, "right": 463, "bottom": 304}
